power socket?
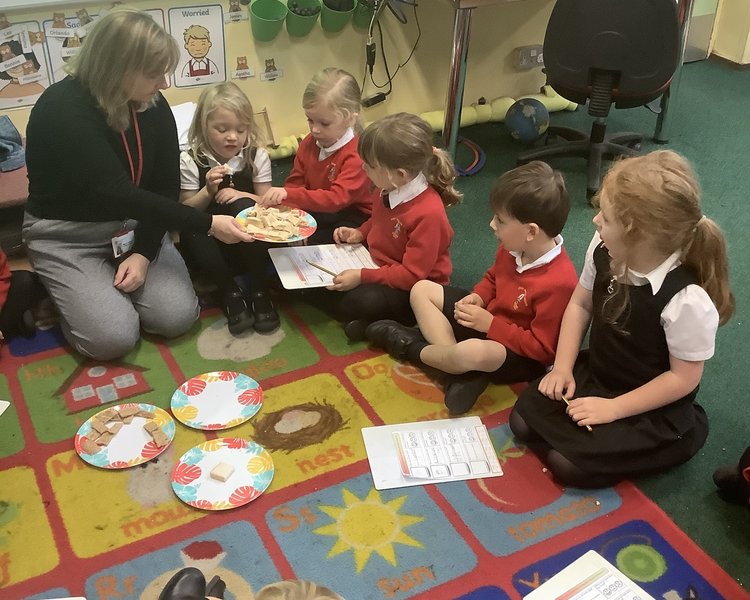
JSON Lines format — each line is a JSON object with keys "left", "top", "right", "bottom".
{"left": 515, "top": 45, "right": 544, "bottom": 71}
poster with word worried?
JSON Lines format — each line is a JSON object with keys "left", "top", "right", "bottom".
{"left": 0, "top": 21, "right": 51, "bottom": 110}
{"left": 169, "top": 5, "right": 226, "bottom": 88}
{"left": 43, "top": 9, "right": 168, "bottom": 86}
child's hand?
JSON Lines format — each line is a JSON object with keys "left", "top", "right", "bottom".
{"left": 454, "top": 302, "right": 493, "bottom": 333}
{"left": 565, "top": 395, "right": 619, "bottom": 427}
{"left": 333, "top": 227, "right": 364, "bottom": 244}
{"left": 258, "top": 187, "right": 287, "bottom": 207}
{"left": 113, "top": 253, "right": 149, "bottom": 293}
{"left": 329, "top": 269, "right": 361, "bottom": 291}
{"left": 538, "top": 367, "right": 576, "bottom": 400}
{"left": 206, "top": 165, "right": 228, "bottom": 196}
{"left": 215, "top": 188, "right": 249, "bottom": 205}
{"left": 456, "top": 292, "right": 485, "bottom": 308}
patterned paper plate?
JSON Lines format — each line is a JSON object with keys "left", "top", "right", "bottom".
{"left": 171, "top": 438, "right": 274, "bottom": 510}
{"left": 171, "top": 371, "right": 263, "bottom": 430}
{"left": 235, "top": 205, "right": 317, "bottom": 243}
{"left": 74, "top": 403, "right": 175, "bottom": 469}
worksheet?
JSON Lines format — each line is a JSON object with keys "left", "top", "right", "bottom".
{"left": 268, "top": 244, "right": 378, "bottom": 289}
{"left": 362, "top": 417, "right": 503, "bottom": 490}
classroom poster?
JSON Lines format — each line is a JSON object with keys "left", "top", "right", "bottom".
{"left": 0, "top": 20, "right": 51, "bottom": 110}
{"left": 169, "top": 5, "right": 226, "bottom": 88}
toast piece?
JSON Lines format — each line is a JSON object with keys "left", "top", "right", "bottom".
{"left": 210, "top": 462, "right": 235, "bottom": 482}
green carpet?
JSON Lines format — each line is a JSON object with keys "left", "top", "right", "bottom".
{"left": 272, "top": 59, "right": 750, "bottom": 588}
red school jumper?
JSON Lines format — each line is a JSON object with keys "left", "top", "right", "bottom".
{"left": 359, "top": 186, "right": 453, "bottom": 291}
{"left": 284, "top": 134, "right": 373, "bottom": 216}
{"left": 472, "top": 245, "right": 577, "bottom": 365}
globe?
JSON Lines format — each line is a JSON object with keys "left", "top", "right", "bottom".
{"left": 505, "top": 98, "right": 550, "bottom": 144}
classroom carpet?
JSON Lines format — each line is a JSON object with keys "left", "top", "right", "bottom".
{"left": 0, "top": 301, "right": 747, "bottom": 599}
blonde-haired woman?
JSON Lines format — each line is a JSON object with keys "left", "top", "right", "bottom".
{"left": 23, "top": 8, "right": 252, "bottom": 360}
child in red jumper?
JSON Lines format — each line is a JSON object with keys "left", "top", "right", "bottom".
{"left": 367, "top": 161, "right": 577, "bottom": 414}
{"left": 257, "top": 67, "right": 373, "bottom": 245}
{"left": 328, "top": 112, "right": 461, "bottom": 341}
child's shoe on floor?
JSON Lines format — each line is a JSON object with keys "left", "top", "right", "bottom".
{"left": 250, "top": 290, "right": 280, "bottom": 333}
{"left": 224, "top": 289, "right": 255, "bottom": 336}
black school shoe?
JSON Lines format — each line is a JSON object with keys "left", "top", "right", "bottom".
{"left": 250, "top": 290, "right": 281, "bottom": 333}
{"left": 443, "top": 372, "right": 490, "bottom": 415}
{"left": 224, "top": 289, "right": 255, "bottom": 336}
{"left": 159, "top": 567, "right": 206, "bottom": 600}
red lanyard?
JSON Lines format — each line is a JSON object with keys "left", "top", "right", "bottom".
{"left": 120, "top": 106, "right": 143, "bottom": 186}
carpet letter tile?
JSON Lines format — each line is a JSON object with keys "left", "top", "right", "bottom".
{"left": 0, "top": 467, "right": 58, "bottom": 587}
{"left": 230, "top": 373, "right": 373, "bottom": 492}
{"left": 0, "top": 374, "right": 23, "bottom": 458}
{"left": 437, "top": 424, "right": 623, "bottom": 557}
{"left": 45, "top": 427, "right": 209, "bottom": 558}
{"left": 266, "top": 473, "right": 476, "bottom": 599}
{"left": 86, "top": 523, "right": 280, "bottom": 599}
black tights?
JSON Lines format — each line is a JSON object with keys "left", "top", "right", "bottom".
{"left": 0, "top": 270, "right": 47, "bottom": 338}
{"left": 509, "top": 410, "right": 618, "bottom": 489}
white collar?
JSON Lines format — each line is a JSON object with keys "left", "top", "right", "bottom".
{"left": 627, "top": 250, "right": 682, "bottom": 294}
{"left": 509, "top": 235, "right": 564, "bottom": 273}
{"left": 385, "top": 172, "right": 429, "bottom": 209}
{"left": 318, "top": 127, "right": 354, "bottom": 160}
{"left": 204, "top": 150, "right": 245, "bottom": 174}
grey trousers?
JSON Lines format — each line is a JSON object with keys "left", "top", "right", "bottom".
{"left": 23, "top": 215, "right": 199, "bottom": 360}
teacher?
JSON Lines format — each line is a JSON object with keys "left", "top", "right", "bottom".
{"left": 23, "top": 8, "right": 253, "bottom": 360}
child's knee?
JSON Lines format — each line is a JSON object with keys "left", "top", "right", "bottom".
{"left": 410, "top": 280, "right": 438, "bottom": 304}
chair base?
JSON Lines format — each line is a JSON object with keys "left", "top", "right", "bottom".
{"left": 517, "top": 126, "right": 642, "bottom": 201}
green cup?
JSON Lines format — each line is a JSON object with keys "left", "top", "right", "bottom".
{"left": 286, "top": 0, "right": 322, "bottom": 37}
{"left": 250, "top": 0, "right": 288, "bottom": 42}
{"left": 352, "top": 0, "right": 374, "bottom": 29}
{"left": 320, "top": 0, "right": 354, "bottom": 33}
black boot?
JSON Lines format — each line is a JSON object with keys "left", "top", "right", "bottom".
{"left": 344, "top": 319, "right": 369, "bottom": 342}
{"left": 251, "top": 290, "right": 280, "bottom": 333}
{"left": 365, "top": 320, "right": 427, "bottom": 361}
{"left": 224, "top": 289, "right": 255, "bottom": 336}
{"left": 158, "top": 567, "right": 206, "bottom": 600}
{"left": 443, "top": 372, "right": 490, "bottom": 415}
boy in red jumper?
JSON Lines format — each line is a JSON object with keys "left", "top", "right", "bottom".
{"left": 329, "top": 112, "right": 462, "bottom": 341}
{"left": 257, "top": 67, "right": 374, "bottom": 245}
{"left": 367, "top": 161, "right": 577, "bottom": 414}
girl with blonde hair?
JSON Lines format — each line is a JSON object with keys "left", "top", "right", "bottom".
{"left": 179, "top": 82, "right": 280, "bottom": 334}
{"left": 23, "top": 8, "right": 252, "bottom": 360}
{"left": 257, "top": 67, "right": 374, "bottom": 245}
{"left": 329, "top": 112, "right": 460, "bottom": 341}
{"left": 511, "top": 150, "right": 734, "bottom": 488}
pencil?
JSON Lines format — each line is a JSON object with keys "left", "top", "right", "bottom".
{"left": 562, "top": 396, "right": 593, "bottom": 432}
{"left": 306, "top": 259, "right": 338, "bottom": 278}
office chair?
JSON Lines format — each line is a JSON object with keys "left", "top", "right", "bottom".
{"left": 517, "top": 0, "right": 681, "bottom": 200}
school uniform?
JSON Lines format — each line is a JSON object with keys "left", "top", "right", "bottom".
{"left": 514, "top": 232, "right": 717, "bottom": 478}
{"left": 283, "top": 128, "right": 374, "bottom": 244}
{"left": 334, "top": 173, "right": 453, "bottom": 325}
{"left": 179, "top": 148, "right": 274, "bottom": 296}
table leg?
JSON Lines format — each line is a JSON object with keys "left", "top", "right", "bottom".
{"left": 442, "top": 7, "right": 473, "bottom": 158}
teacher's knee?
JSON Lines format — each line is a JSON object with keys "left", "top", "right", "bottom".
{"left": 73, "top": 320, "right": 141, "bottom": 361}
{"left": 141, "top": 297, "right": 199, "bottom": 339}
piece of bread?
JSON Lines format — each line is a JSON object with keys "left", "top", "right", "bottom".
{"left": 210, "top": 462, "right": 235, "bottom": 482}
{"left": 81, "top": 437, "right": 101, "bottom": 455}
{"left": 151, "top": 429, "right": 170, "bottom": 448}
{"left": 119, "top": 405, "right": 140, "bottom": 418}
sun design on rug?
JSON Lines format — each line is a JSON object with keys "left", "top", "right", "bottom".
{"left": 313, "top": 487, "right": 424, "bottom": 573}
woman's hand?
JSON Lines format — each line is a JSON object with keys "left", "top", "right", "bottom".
{"left": 214, "top": 187, "right": 250, "bottom": 205}
{"left": 454, "top": 302, "right": 492, "bottom": 333}
{"left": 329, "top": 269, "right": 361, "bottom": 291}
{"left": 538, "top": 367, "right": 576, "bottom": 400}
{"left": 206, "top": 165, "right": 228, "bottom": 197}
{"left": 113, "top": 253, "right": 149, "bottom": 293}
{"left": 565, "top": 395, "right": 619, "bottom": 427}
{"left": 210, "top": 215, "right": 255, "bottom": 244}
{"left": 257, "top": 187, "right": 287, "bottom": 207}
{"left": 333, "top": 227, "right": 364, "bottom": 244}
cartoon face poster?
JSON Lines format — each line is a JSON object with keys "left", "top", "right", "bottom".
{"left": 168, "top": 5, "right": 226, "bottom": 88}
{"left": 0, "top": 21, "right": 51, "bottom": 110}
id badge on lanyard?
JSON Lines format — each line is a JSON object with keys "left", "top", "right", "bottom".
{"left": 112, "top": 223, "right": 135, "bottom": 258}
{"left": 113, "top": 107, "right": 142, "bottom": 260}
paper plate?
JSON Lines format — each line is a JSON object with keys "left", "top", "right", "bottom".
{"left": 235, "top": 205, "right": 317, "bottom": 243}
{"left": 74, "top": 403, "right": 175, "bottom": 469}
{"left": 171, "top": 438, "right": 274, "bottom": 510}
{"left": 171, "top": 371, "right": 263, "bottom": 430}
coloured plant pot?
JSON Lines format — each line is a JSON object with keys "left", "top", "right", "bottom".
{"left": 320, "top": 0, "right": 354, "bottom": 33}
{"left": 286, "top": 0, "right": 322, "bottom": 37}
{"left": 352, "top": 0, "right": 374, "bottom": 29}
{"left": 250, "top": 0, "right": 288, "bottom": 42}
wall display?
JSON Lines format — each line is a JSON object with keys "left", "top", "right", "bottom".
{"left": 43, "top": 11, "right": 85, "bottom": 83}
{"left": 231, "top": 54, "right": 254, "bottom": 79}
{"left": 224, "top": 0, "right": 248, "bottom": 23}
{"left": 260, "top": 56, "right": 282, "bottom": 81}
{"left": 0, "top": 17, "right": 51, "bottom": 110}
{"left": 169, "top": 4, "right": 226, "bottom": 88}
